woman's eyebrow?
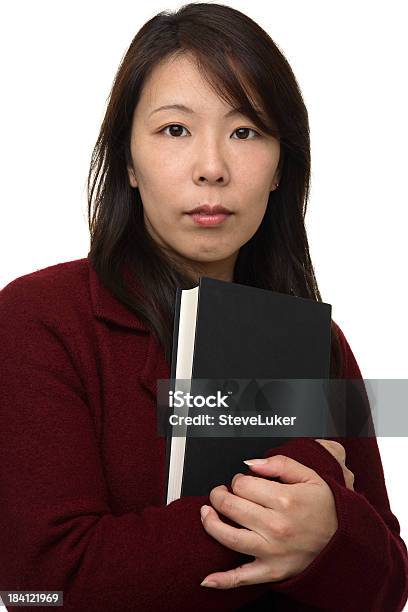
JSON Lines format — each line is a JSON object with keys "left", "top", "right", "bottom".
{"left": 148, "top": 103, "right": 259, "bottom": 119}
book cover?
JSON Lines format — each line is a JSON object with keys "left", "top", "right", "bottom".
{"left": 164, "top": 277, "right": 332, "bottom": 504}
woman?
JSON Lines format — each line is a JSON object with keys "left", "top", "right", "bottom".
{"left": 0, "top": 3, "right": 407, "bottom": 611}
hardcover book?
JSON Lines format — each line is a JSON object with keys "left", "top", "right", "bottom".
{"left": 164, "top": 277, "right": 332, "bottom": 505}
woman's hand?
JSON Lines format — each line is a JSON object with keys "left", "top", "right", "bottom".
{"left": 200, "top": 453, "right": 339, "bottom": 589}
{"left": 314, "top": 439, "right": 355, "bottom": 490}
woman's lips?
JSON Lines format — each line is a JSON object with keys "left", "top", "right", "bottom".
{"left": 187, "top": 212, "right": 232, "bottom": 226}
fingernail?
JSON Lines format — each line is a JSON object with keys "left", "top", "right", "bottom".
{"left": 232, "top": 472, "right": 244, "bottom": 486}
{"left": 201, "top": 579, "right": 218, "bottom": 588}
{"left": 200, "top": 505, "right": 210, "bottom": 519}
{"left": 243, "top": 458, "right": 267, "bottom": 465}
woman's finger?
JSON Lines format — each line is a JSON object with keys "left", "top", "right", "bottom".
{"left": 209, "top": 484, "right": 274, "bottom": 536}
{"left": 201, "top": 557, "right": 271, "bottom": 589}
{"left": 200, "top": 504, "right": 267, "bottom": 556}
{"left": 314, "top": 439, "right": 355, "bottom": 490}
{"left": 315, "top": 439, "right": 346, "bottom": 465}
{"left": 231, "top": 473, "right": 294, "bottom": 511}
{"left": 343, "top": 467, "right": 355, "bottom": 490}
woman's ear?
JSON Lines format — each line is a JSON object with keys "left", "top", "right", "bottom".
{"left": 127, "top": 166, "right": 138, "bottom": 188}
{"left": 270, "top": 172, "right": 280, "bottom": 191}
{"left": 271, "top": 150, "right": 284, "bottom": 191}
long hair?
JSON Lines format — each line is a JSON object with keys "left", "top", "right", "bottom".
{"left": 87, "top": 2, "right": 343, "bottom": 376}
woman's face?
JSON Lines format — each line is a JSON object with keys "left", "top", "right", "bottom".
{"left": 127, "top": 53, "right": 280, "bottom": 282}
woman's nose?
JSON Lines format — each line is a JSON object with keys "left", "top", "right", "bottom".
{"left": 193, "top": 141, "right": 230, "bottom": 186}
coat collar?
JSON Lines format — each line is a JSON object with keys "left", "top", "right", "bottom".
{"left": 87, "top": 254, "right": 171, "bottom": 398}
{"left": 88, "top": 254, "right": 149, "bottom": 332}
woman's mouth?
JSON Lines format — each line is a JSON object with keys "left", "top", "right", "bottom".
{"left": 187, "top": 212, "right": 232, "bottom": 226}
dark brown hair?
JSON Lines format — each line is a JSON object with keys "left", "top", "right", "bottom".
{"left": 87, "top": 2, "right": 343, "bottom": 376}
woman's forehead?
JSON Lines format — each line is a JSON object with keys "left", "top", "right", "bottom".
{"left": 138, "top": 53, "right": 267, "bottom": 121}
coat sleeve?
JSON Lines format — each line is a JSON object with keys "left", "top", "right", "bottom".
{"left": 257, "top": 324, "right": 408, "bottom": 611}
{"left": 0, "top": 277, "right": 272, "bottom": 612}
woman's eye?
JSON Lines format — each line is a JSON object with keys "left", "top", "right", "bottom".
{"left": 160, "top": 124, "right": 260, "bottom": 139}
{"left": 161, "top": 124, "right": 189, "bottom": 138}
{"left": 232, "top": 127, "right": 259, "bottom": 140}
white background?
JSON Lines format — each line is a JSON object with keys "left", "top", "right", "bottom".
{"left": 1, "top": 0, "right": 407, "bottom": 607}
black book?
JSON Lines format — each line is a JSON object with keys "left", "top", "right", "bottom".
{"left": 164, "top": 277, "right": 332, "bottom": 505}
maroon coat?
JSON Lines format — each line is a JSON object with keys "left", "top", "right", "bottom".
{"left": 0, "top": 257, "right": 407, "bottom": 611}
